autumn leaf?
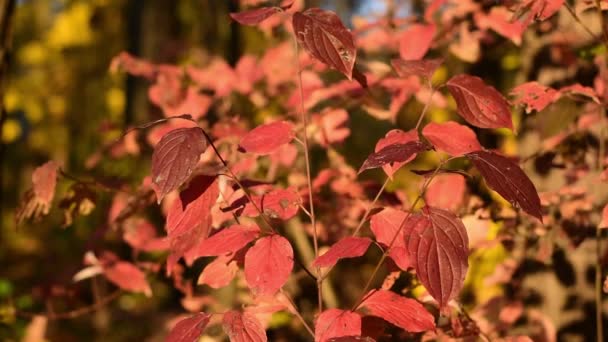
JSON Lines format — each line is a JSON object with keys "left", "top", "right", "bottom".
{"left": 166, "top": 313, "right": 211, "bottom": 342}
{"left": 194, "top": 224, "right": 260, "bottom": 257}
{"left": 315, "top": 309, "right": 362, "bottom": 342}
{"left": 222, "top": 310, "right": 267, "bottom": 342}
{"left": 510, "top": 81, "right": 558, "bottom": 113}
{"left": 372, "top": 129, "right": 419, "bottom": 178}
{"left": 466, "top": 150, "right": 543, "bottom": 221}
{"left": 239, "top": 121, "right": 295, "bottom": 155}
{"left": 359, "top": 289, "right": 435, "bottom": 332}
{"left": 447, "top": 74, "right": 513, "bottom": 130}
{"left": 358, "top": 141, "right": 429, "bottom": 175}
{"left": 293, "top": 8, "right": 357, "bottom": 80}
{"left": 404, "top": 207, "right": 469, "bottom": 308}
{"left": 198, "top": 254, "right": 239, "bottom": 289}
{"left": 151, "top": 127, "right": 207, "bottom": 203}
{"left": 102, "top": 258, "right": 152, "bottom": 297}
{"left": 241, "top": 187, "right": 301, "bottom": 220}
{"left": 391, "top": 58, "right": 443, "bottom": 81}
{"left": 230, "top": 1, "right": 292, "bottom": 26}
{"left": 422, "top": 121, "right": 482, "bottom": 156}
{"left": 425, "top": 174, "right": 467, "bottom": 212}
{"left": 16, "top": 161, "right": 59, "bottom": 224}
{"left": 370, "top": 208, "right": 413, "bottom": 270}
{"left": 399, "top": 24, "right": 436, "bottom": 61}
{"left": 244, "top": 234, "right": 293, "bottom": 296}
{"left": 312, "top": 237, "right": 372, "bottom": 268}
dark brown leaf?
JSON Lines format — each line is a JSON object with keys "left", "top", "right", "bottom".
{"left": 404, "top": 208, "right": 468, "bottom": 308}
{"left": 358, "top": 141, "right": 429, "bottom": 175}
{"left": 293, "top": 8, "right": 357, "bottom": 80}
{"left": 151, "top": 127, "right": 207, "bottom": 203}
{"left": 446, "top": 74, "right": 513, "bottom": 130}
{"left": 466, "top": 150, "right": 542, "bottom": 221}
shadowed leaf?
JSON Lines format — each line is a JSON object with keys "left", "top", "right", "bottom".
{"left": 359, "top": 141, "right": 429, "bottom": 175}
{"left": 166, "top": 313, "right": 211, "bottom": 342}
{"left": 359, "top": 289, "right": 435, "bottom": 332}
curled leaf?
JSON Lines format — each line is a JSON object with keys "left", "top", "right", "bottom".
{"left": 359, "top": 289, "right": 435, "bottom": 332}
{"left": 316, "top": 309, "right": 362, "bottom": 342}
{"left": 312, "top": 237, "right": 372, "bottom": 268}
{"left": 359, "top": 141, "right": 429, "bottom": 175}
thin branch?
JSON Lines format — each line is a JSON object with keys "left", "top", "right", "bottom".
{"left": 293, "top": 35, "right": 323, "bottom": 313}
{"left": 280, "top": 289, "right": 315, "bottom": 338}
{"left": 415, "top": 86, "right": 436, "bottom": 131}
{"left": 17, "top": 290, "right": 122, "bottom": 321}
{"left": 564, "top": 2, "right": 602, "bottom": 41}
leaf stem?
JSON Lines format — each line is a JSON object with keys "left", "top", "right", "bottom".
{"left": 280, "top": 288, "right": 315, "bottom": 338}
{"left": 351, "top": 162, "right": 444, "bottom": 311}
{"left": 415, "top": 86, "right": 436, "bottom": 131}
{"left": 293, "top": 34, "right": 323, "bottom": 313}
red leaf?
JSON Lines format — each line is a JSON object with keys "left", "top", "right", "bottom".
{"left": 293, "top": 8, "right": 357, "bottom": 80}
{"left": 425, "top": 174, "right": 467, "bottom": 212}
{"left": 370, "top": 208, "right": 412, "bottom": 270}
{"left": 166, "top": 312, "right": 211, "bottom": 342}
{"left": 314, "top": 108, "right": 351, "bottom": 147}
{"left": 328, "top": 337, "right": 376, "bottom": 342}
{"left": 404, "top": 208, "right": 468, "bottom": 308}
{"left": 312, "top": 237, "right": 372, "bottom": 268}
{"left": 103, "top": 260, "right": 152, "bottom": 296}
{"left": 510, "top": 82, "right": 558, "bottom": 113}
{"left": 359, "top": 289, "right": 435, "bottom": 332}
{"left": 466, "top": 150, "right": 542, "bottom": 221}
{"left": 315, "top": 309, "right": 362, "bottom": 342}
{"left": 32, "top": 161, "right": 59, "bottom": 208}
{"left": 194, "top": 225, "right": 260, "bottom": 257}
{"left": 399, "top": 24, "right": 436, "bottom": 61}
{"left": 374, "top": 129, "right": 418, "bottom": 178}
{"left": 222, "top": 310, "right": 267, "bottom": 342}
{"left": 474, "top": 7, "right": 526, "bottom": 46}
{"left": 560, "top": 84, "right": 600, "bottom": 103}
{"left": 391, "top": 58, "right": 443, "bottom": 80}
{"left": 165, "top": 175, "right": 219, "bottom": 268}
{"left": 244, "top": 235, "right": 293, "bottom": 296}
{"left": 242, "top": 187, "right": 301, "bottom": 220}
{"left": 359, "top": 141, "right": 429, "bottom": 175}
{"left": 446, "top": 74, "right": 513, "bottom": 130}
{"left": 198, "top": 255, "right": 239, "bottom": 289}
{"left": 151, "top": 127, "right": 207, "bottom": 202}
{"left": 230, "top": 7, "right": 282, "bottom": 26}
{"left": 422, "top": 121, "right": 482, "bottom": 156}
{"left": 239, "top": 121, "right": 295, "bottom": 155}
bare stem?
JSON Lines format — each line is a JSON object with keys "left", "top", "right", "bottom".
{"left": 280, "top": 289, "right": 315, "bottom": 338}
{"left": 351, "top": 163, "right": 444, "bottom": 311}
{"left": 565, "top": 2, "right": 602, "bottom": 41}
{"left": 320, "top": 177, "right": 390, "bottom": 281}
{"left": 293, "top": 35, "right": 322, "bottom": 313}
{"left": 415, "top": 86, "right": 436, "bottom": 130}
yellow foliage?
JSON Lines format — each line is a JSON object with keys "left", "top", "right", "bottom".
{"left": 465, "top": 228, "right": 507, "bottom": 304}
{"left": 17, "top": 41, "right": 47, "bottom": 65}
{"left": 4, "top": 88, "right": 19, "bottom": 112}
{"left": 431, "top": 65, "right": 448, "bottom": 85}
{"left": 24, "top": 101, "right": 43, "bottom": 123}
{"left": 47, "top": 3, "right": 94, "bottom": 49}
{"left": 428, "top": 107, "right": 450, "bottom": 123}
{"left": 47, "top": 96, "right": 66, "bottom": 118}
{"left": 106, "top": 87, "right": 125, "bottom": 119}
{"left": 1, "top": 119, "right": 21, "bottom": 143}
{"left": 501, "top": 53, "right": 521, "bottom": 70}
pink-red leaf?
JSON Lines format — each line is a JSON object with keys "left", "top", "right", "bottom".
{"left": 244, "top": 235, "right": 293, "bottom": 296}
{"left": 370, "top": 208, "right": 412, "bottom": 270}
{"left": 359, "top": 289, "right": 435, "bottom": 332}
{"left": 359, "top": 141, "right": 429, "bottom": 175}
{"left": 447, "top": 74, "right": 513, "bottom": 130}
{"left": 404, "top": 208, "right": 468, "bottom": 308}
{"left": 151, "top": 127, "right": 207, "bottom": 202}
{"left": 315, "top": 309, "right": 362, "bottom": 342}
{"left": 195, "top": 225, "right": 260, "bottom": 257}
{"left": 230, "top": 7, "right": 282, "bottom": 26}
{"left": 422, "top": 121, "right": 482, "bottom": 156}
{"left": 466, "top": 150, "right": 542, "bottom": 221}
{"left": 103, "top": 261, "right": 152, "bottom": 297}
{"left": 328, "top": 337, "right": 376, "bottom": 342}
{"left": 166, "top": 313, "right": 211, "bottom": 342}
{"left": 425, "top": 174, "right": 467, "bottom": 212}
{"left": 198, "top": 255, "right": 239, "bottom": 289}
{"left": 293, "top": 8, "right": 357, "bottom": 80}
{"left": 239, "top": 121, "right": 295, "bottom": 155}
{"left": 391, "top": 58, "right": 443, "bottom": 80}
{"left": 399, "top": 24, "right": 436, "bottom": 61}
{"left": 222, "top": 310, "right": 267, "bottom": 342}
{"left": 165, "top": 175, "right": 219, "bottom": 268}
{"left": 312, "top": 237, "right": 372, "bottom": 268}
{"left": 32, "top": 161, "right": 59, "bottom": 209}
{"left": 510, "top": 82, "right": 557, "bottom": 113}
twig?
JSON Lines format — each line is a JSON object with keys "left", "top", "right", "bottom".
{"left": 415, "top": 86, "right": 436, "bottom": 131}
{"left": 564, "top": 2, "right": 602, "bottom": 41}
{"left": 17, "top": 290, "right": 122, "bottom": 321}
{"left": 293, "top": 35, "right": 323, "bottom": 313}
{"left": 280, "top": 288, "right": 315, "bottom": 338}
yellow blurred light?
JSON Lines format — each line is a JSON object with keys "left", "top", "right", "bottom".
{"left": 17, "top": 41, "right": 47, "bottom": 65}
{"left": 2, "top": 119, "right": 21, "bottom": 143}
{"left": 24, "top": 102, "right": 44, "bottom": 123}
{"left": 428, "top": 108, "right": 450, "bottom": 123}
{"left": 431, "top": 65, "right": 448, "bottom": 85}
{"left": 4, "top": 89, "right": 19, "bottom": 112}
{"left": 47, "top": 96, "right": 66, "bottom": 118}
{"left": 501, "top": 53, "right": 521, "bottom": 70}
{"left": 106, "top": 87, "right": 125, "bottom": 119}
{"left": 47, "top": 3, "right": 94, "bottom": 49}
